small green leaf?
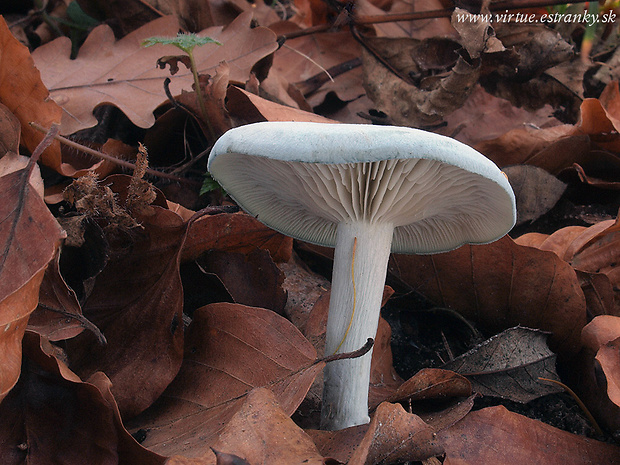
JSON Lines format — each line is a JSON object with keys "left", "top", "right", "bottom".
{"left": 142, "top": 33, "right": 222, "bottom": 54}
{"left": 201, "top": 174, "right": 224, "bottom": 196}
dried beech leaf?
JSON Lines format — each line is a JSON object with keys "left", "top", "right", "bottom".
{"left": 226, "top": 86, "right": 337, "bottom": 125}
{"left": 516, "top": 222, "right": 620, "bottom": 316}
{"left": 451, "top": 8, "right": 504, "bottom": 59}
{"left": 0, "top": 332, "right": 165, "bottom": 465}
{"left": 0, "top": 17, "right": 63, "bottom": 171}
{"left": 349, "top": 402, "right": 444, "bottom": 465}
{"left": 28, "top": 251, "right": 91, "bottom": 342}
{"left": 442, "top": 327, "right": 563, "bottom": 403}
{"left": 389, "top": 236, "right": 587, "bottom": 356}
{"left": 197, "top": 248, "right": 287, "bottom": 314}
{"left": 308, "top": 403, "right": 443, "bottom": 464}
{"left": 570, "top": 215, "right": 620, "bottom": 290}
{"left": 439, "top": 406, "right": 620, "bottom": 464}
{"left": 382, "top": 368, "right": 472, "bottom": 407}
{"left": 65, "top": 203, "right": 188, "bottom": 418}
{"left": 0, "top": 151, "right": 65, "bottom": 401}
{"left": 493, "top": 23, "right": 573, "bottom": 79}
{"left": 368, "top": 314, "right": 403, "bottom": 407}
{"left": 183, "top": 212, "right": 293, "bottom": 263}
{"left": 279, "top": 253, "right": 331, "bottom": 330}
{"left": 0, "top": 103, "right": 20, "bottom": 155}
{"left": 503, "top": 165, "right": 567, "bottom": 226}
{"left": 33, "top": 13, "right": 278, "bottom": 134}
{"left": 582, "top": 315, "right": 620, "bottom": 407}
{"left": 167, "top": 388, "right": 326, "bottom": 465}
{"left": 362, "top": 40, "right": 480, "bottom": 126}
{"left": 128, "top": 303, "right": 321, "bottom": 458}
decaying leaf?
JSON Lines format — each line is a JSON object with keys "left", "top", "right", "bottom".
{"left": 279, "top": 252, "right": 331, "bottom": 331}
{"left": 0, "top": 17, "right": 63, "bottom": 172}
{"left": 168, "top": 388, "right": 326, "bottom": 465}
{"left": 28, "top": 250, "right": 99, "bottom": 342}
{"left": 442, "top": 327, "right": 563, "bottom": 403}
{"left": 65, "top": 201, "right": 188, "bottom": 418}
{"left": 183, "top": 211, "right": 293, "bottom": 263}
{"left": 33, "top": 13, "right": 278, "bottom": 134}
{"left": 127, "top": 303, "right": 321, "bottom": 458}
{"left": 362, "top": 39, "right": 480, "bottom": 127}
{"left": 380, "top": 368, "right": 472, "bottom": 407}
{"left": 0, "top": 133, "right": 66, "bottom": 402}
{"left": 439, "top": 406, "right": 620, "bottom": 464}
{"left": 389, "top": 236, "right": 587, "bottom": 356}
{"left": 196, "top": 248, "right": 287, "bottom": 315}
{"left": 515, "top": 213, "right": 620, "bottom": 315}
{"left": 309, "top": 402, "right": 444, "bottom": 464}
{"left": 0, "top": 332, "right": 165, "bottom": 465}
{"left": 581, "top": 315, "right": 620, "bottom": 407}
{"left": 503, "top": 164, "right": 567, "bottom": 226}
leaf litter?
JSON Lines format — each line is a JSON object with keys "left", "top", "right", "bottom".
{"left": 2, "top": 0, "right": 620, "bottom": 463}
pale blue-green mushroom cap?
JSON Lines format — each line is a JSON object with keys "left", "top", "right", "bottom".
{"left": 208, "top": 122, "right": 516, "bottom": 254}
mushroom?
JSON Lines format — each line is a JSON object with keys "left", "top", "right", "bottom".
{"left": 207, "top": 121, "right": 516, "bottom": 430}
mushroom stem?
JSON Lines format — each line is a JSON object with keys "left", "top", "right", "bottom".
{"left": 321, "top": 221, "right": 394, "bottom": 430}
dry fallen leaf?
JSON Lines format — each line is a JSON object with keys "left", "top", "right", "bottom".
{"left": 0, "top": 132, "right": 66, "bottom": 402}
{"left": 389, "top": 236, "right": 587, "bottom": 356}
{"left": 503, "top": 164, "right": 567, "bottom": 226}
{"left": 127, "top": 303, "right": 322, "bottom": 458}
{"left": 309, "top": 402, "right": 444, "bottom": 464}
{"left": 439, "top": 406, "right": 620, "bottom": 464}
{"left": 442, "top": 327, "right": 563, "bottom": 403}
{"left": 183, "top": 211, "right": 293, "bottom": 264}
{"left": 168, "top": 388, "right": 326, "bottom": 465}
{"left": 33, "top": 13, "right": 278, "bottom": 135}
{"left": 64, "top": 192, "right": 188, "bottom": 418}
{"left": 581, "top": 315, "right": 620, "bottom": 407}
{"left": 195, "top": 248, "right": 287, "bottom": 315}
{"left": 0, "top": 332, "right": 165, "bottom": 465}
{"left": 0, "top": 17, "right": 63, "bottom": 172}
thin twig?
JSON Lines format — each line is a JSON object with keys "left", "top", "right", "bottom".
{"left": 539, "top": 377, "right": 605, "bottom": 436}
{"left": 321, "top": 338, "right": 374, "bottom": 364}
{"left": 29, "top": 122, "right": 200, "bottom": 186}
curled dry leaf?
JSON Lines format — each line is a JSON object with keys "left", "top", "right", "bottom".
{"left": 368, "top": 313, "right": 403, "bottom": 407}
{"left": 127, "top": 303, "right": 321, "bottom": 458}
{"left": 183, "top": 211, "right": 293, "bottom": 264}
{"left": 65, "top": 201, "right": 188, "bottom": 418}
{"left": 440, "top": 84, "right": 560, "bottom": 147}
{"left": 226, "top": 85, "right": 337, "bottom": 125}
{"left": 32, "top": 13, "right": 278, "bottom": 135}
{"left": 477, "top": 83, "right": 620, "bottom": 178}
{"left": 0, "top": 131, "right": 66, "bottom": 401}
{"left": 309, "top": 402, "right": 444, "bottom": 464}
{"left": 442, "top": 327, "right": 563, "bottom": 403}
{"left": 581, "top": 315, "right": 620, "bottom": 408}
{"left": 349, "top": 402, "right": 444, "bottom": 465}
{"left": 380, "top": 368, "right": 472, "bottom": 407}
{"left": 279, "top": 252, "right": 331, "bottom": 331}
{"left": 0, "top": 332, "right": 165, "bottom": 465}
{"left": 362, "top": 37, "right": 480, "bottom": 127}
{"left": 0, "top": 17, "right": 63, "bottom": 172}
{"left": 516, "top": 214, "right": 620, "bottom": 315}
{"left": 28, "top": 250, "right": 97, "bottom": 342}
{"left": 439, "top": 406, "right": 620, "bottom": 464}
{"left": 196, "top": 248, "right": 287, "bottom": 315}
{"left": 168, "top": 388, "right": 325, "bottom": 465}
{"left": 389, "top": 236, "right": 587, "bottom": 356}
{"left": 0, "top": 105, "right": 44, "bottom": 198}
{"left": 503, "top": 164, "right": 567, "bottom": 226}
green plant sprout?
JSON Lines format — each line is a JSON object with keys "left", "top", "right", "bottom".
{"left": 142, "top": 33, "right": 222, "bottom": 139}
